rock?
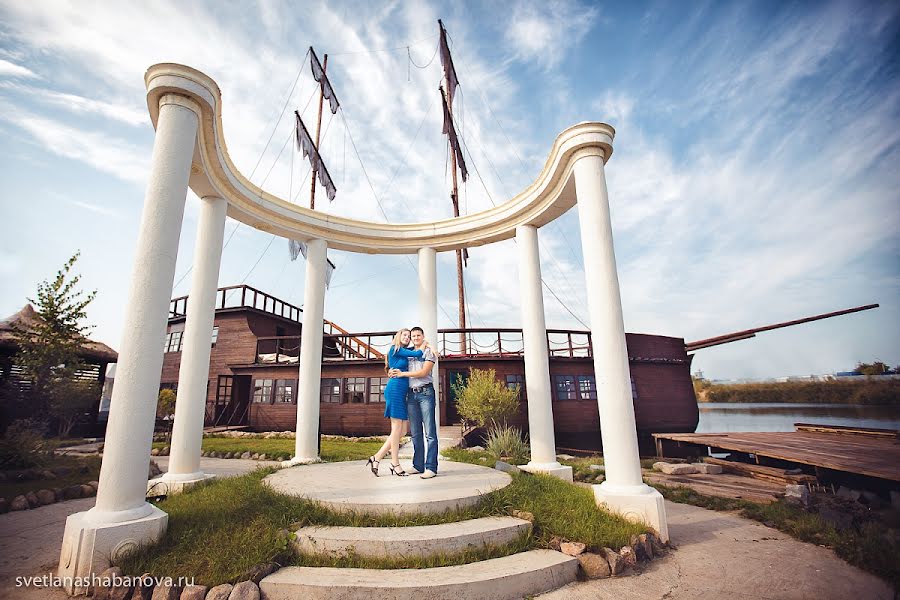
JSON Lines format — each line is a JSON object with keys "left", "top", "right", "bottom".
{"left": 150, "top": 581, "right": 180, "bottom": 600}
{"left": 653, "top": 462, "right": 699, "bottom": 475}
{"left": 36, "top": 489, "right": 56, "bottom": 505}
{"left": 179, "top": 584, "right": 209, "bottom": 599}
{"left": 466, "top": 445, "right": 484, "bottom": 452}
{"left": 81, "top": 484, "right": 96, "bottom": 497}
{"left": 0, "top": 498, "right": 8, "bottom": 513}
{"left": 94, "top": 567, "right": 122, "bottom": 600}
{"left": 784, "top": 484, "right": 809, "bottom": 507}
{"left": 88, "top": 480, "right": 100, "bottom": 492}
{"left": 151, "top": 448, "right": 160, "bottom": 456}
{"left": 258, "top": 454, "right": 267, "bottom": 461}
{"left": 636, "top": 534, "right": 653, "bottom": 560}
{"left": 251, "top": 453, "right": 260, "bottom": 460}
{"left": 647, "top": 533, "right": 666, "bottom": 556}
{"left": 560, "top": 541, "right": 586, "bottom": 556}
{"left": 693, "top": 463, "right": 723, "bottom": 474}
{"left": 240, "top": 452, "right": 252, "bottom": 460}
{"left": 10, "top": 495, "right": 29, "bottom": 511}
{"left": 548, "top": 536, "right": 563, "bottom": 551}
{"left": 494, "top": 460, "right": 519, "bottom": 474}
{"left": 556, "top": 453, "right": 576, "bottom": 461}
{"left": 228, "top": 580, "right": 260, "bottom": 600}
{"left": 602, "top": 547, "right": 626, "bottom": 575}
{"left": 205, "top": 584, "right": 233, "bottom": 600}
{"left": 53, "top": 488, "right": 64, "bottom": 502}
{"left": 240, "top": 562, "right": 279, "bottom": 584}
{"left": 160, "top": 447, "right": 170, "bottom": 456}
{"left": 511, "top": 510, "right": 534, "bottom": 522}
{"left": 818, "top": 506, "right": 853, "bottom": 531}
{"left": 109, "top": 582, "right": 134, "bottom": 600}
{"left": 25, "top": 491, "right": 40, "bottom": 508}
{"left": 131, "top": 574, "right": 155, "bottom": 600}
{"left": 588, "top": 464, "right": 604, "bottom": 472}
{"left": 836, "top": 486, "right": 861, "bottom": 502}
{"left": 40, "top": 470, "right": 57, "bottom": 480}
{"left": 577, "top": 552, "right": 611, "bottom": 579}
{"left": 149, "top": 461, "right": 162, "bottom": 479}
{"left": 619, "top": 545, "right": 637, "bottom": 568}
{"left": 51, "top": 466, "right": 72, "bottom": 477}
{"left": 62, "top": 485, "right": 83, "bottom": 499}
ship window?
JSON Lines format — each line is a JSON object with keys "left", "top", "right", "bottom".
{"left": 368, "top": 377, "right": 388, "bottom": 403}
{"left": 164, "top": 330, "right": 183, "bottom": 353}
{"left": 577, "top": 375, "right": 597, "bottom": 400}
{"left": 506, "top": 374, "right": 527, "bottom": 401}
{"left": 554, "top": 375, "right": 577, "bottom": 401}
{"left": 320, "top": 378, "right": 342, "bottom": 403}
{"left": 631, "top": 375, "right": 638, "bottom": 400}
{"left": 210, "top": 326, "right": 219, "bottom": 346}
{"left": 343, "top": 377, "right": 366, "bottom": 404}
{"left": 273, "top": 379, "right": 296, "bottom": 403}
{"left": 252, "top": 378, "right": 275, "bottom": 403}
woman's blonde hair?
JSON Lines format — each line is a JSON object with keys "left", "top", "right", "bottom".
{"left": 385, "top": 328, "right": 411, "bottom": 370}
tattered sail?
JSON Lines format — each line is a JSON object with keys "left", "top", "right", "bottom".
{"left": 294, "top": 111, "right": 337, "bottom": 202}
{"left": 287, "top": 239, "right": 335, "bottom": 288}
{"left": 440, "top": 87, "right": 468, "bottom": 182}
{"left": 310, "top": 47, "right": 340, "bottom": 115}
{"left": 438, "top": 19, "right": 459, "bottom": 106}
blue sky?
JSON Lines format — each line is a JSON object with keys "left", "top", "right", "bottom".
{"left": 0, "top": 0, "right": 897, "bottom": 380}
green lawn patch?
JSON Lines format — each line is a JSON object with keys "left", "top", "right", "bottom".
{"left": 152, "top": 437, "right": 385, "bottom": 462}
{"left": 119, "top": 463, "right": 647, "bottom": 586}
{"left": 0, "top": 455, "right": 101, "bottom": 499}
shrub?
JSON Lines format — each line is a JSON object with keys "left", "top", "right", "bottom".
{"left": 157, "top": 388, "right": 176, "bottom": 418}
{"left": 0, "top": 419, "right": 51, "bottom": 468}
{"left": 452, "top": 368, "right": 520, "bottom": 429}
{"left": 485, "top": 424, "right": 529, "bottom": 464}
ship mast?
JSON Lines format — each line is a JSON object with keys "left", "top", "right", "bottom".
{"left": 438, "top": 19, "right": 469, "bottom": 334}
{"left": 309, "top": 53, "right": 328, "bottom": 211}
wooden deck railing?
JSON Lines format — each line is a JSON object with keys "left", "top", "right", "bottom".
{"left": 170, "top": 285, "right": 303, "bottom": 322}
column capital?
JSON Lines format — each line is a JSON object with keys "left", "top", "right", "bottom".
{"left": 571, "top": 145, "right": 612, "bottom": 165}
{"left": 159, "top": 93, "right": 201, "bottom": 117}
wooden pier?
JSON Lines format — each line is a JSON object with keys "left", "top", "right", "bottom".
{"left": 653, "top": 424, "right": 900, "bottom": 484}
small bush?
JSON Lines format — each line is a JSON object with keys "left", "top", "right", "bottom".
{"left": 157, "top": 389, "right": 176, "bottom": 418}
{"left": 453, "top": 368, "right": 520, "bottom": 429}
{"left": 0, "top": 419, "right": 51, "bottom": 468}
{"left": 485, "top": 424, "right": 529, "bottom": 464}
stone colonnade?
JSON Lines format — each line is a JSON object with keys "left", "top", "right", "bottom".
{"left": 58, "top": 85, "right": 667, "bottom": 592}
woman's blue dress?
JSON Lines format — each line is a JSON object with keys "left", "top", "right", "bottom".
{"left": 383, "top": 346, "right": 424, "bottom": 419}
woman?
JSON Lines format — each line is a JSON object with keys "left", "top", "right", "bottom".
{"left": 366, "top": 328, "right": 422, "bottom": 476}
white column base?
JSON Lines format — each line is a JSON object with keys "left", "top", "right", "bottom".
{"left": 519, "top": 461, "right": 573, "bottom": 482}
{"left": 592, "top": 481, "right": 669, "bottom": 543}
{"left": 147, "top": 472, "right": 216, "bottom": 496}
{"left": 58, "top": 505, "right": 168, "bottom": 594}
{"left": 282, "top": 456, "right": 322, "bottom": 467}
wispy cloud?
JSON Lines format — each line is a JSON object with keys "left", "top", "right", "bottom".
{"left": 0, "top": 81, "right": 148, "bottom": 126}
{"left": 503, "top": 0, "right": 598, "bottom": 69}
{"left": 0, "top": 58, "right": 38, "bottom": 79}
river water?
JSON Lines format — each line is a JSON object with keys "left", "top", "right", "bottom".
{"left": 696, "top": 403, "right": 900, "bottom": 433}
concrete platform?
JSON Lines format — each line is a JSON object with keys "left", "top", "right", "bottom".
{"left": 295, "top": 516, "right": 531, "bottom": 559}
{"left": 260, "top": 550, "right": 579, "bottom": 600}
{"left": 263, "top": 460, "right": 511, "bottom": 515}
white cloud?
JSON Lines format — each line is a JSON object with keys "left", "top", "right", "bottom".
{"left": 503, "top": 0, "right": 598, "bottom": 69}
{"left": 0, "top": 58, "right": 38, "bottom": 78}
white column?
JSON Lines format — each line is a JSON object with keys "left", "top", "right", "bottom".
{"left": 287, "top": 238, "right": 328, "bottom": 465}
{"left": 155, "top": 195, "right": 227, "bottom": 492}
{"left": 59, "top": 93, "right": 200, "bottom": 592}
{"left": 515, "top": 226, "right": 572, "bottom": 481}
{"left": 417, "top": 247, "right": 439, "bottom": 431}
{"left": 574, "top": 151, "right": 668, "bottom": 542}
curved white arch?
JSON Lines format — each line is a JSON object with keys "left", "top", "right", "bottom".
{"left": 144, "top": 63, "right": 614, "bottom": 254}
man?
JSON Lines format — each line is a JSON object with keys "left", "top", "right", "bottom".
{"left": 404, "top": 326, "right": 438, "bottom": 478}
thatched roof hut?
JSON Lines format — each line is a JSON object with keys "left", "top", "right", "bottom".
{"left": 0, "top": 304, "right": 118, "bottom": 363}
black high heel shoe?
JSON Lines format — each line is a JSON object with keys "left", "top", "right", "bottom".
{"left": 366, "top": 456, "right": 380, "bottom": 476}
{"left": 389, "top": 463, "right": 408, "bottom": 477}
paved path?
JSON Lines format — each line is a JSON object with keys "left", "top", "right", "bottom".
{"left": 0, "top": 458, "right": 892, "bottom": 599}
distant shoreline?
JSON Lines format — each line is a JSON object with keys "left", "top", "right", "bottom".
{"left": 694, "top": 378, "right": 899, "bottom": 406}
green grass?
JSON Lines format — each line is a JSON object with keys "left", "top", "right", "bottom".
{"left": 652, "top": 483, "right": 899, "bottom": 590}
{"left": 0, "top": 455, "right": 101, "bottom": 499}
{"left": 152, "top": 437, "right": 385, "bottom": 462}
{"left": 118, "top": 464, "right": 648, "bottom": 586}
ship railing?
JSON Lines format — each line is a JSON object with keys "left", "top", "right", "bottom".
{"left": 170, "top": 285, "right": 303, "bottom": 322}
{"left": 254, "top": 328, "right": 594, "bottom": 364}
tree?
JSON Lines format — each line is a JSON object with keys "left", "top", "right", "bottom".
{"left": 452, "top": 368, "right": 520, "bottom": 429}
{"left": 855, "top": 362, "right": 888, "bottom": 376}
{"left": 12, "top": 252, "right": 97, "bottom": 430}
{"left": 157, "top": 388, "right": 176, "bottom": 419}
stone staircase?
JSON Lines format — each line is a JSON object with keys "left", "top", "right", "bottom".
{"left": 261, "top": 516, "right": 581, "bottom": 598}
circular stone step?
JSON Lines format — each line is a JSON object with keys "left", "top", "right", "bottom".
{"left": 295, "top": 516, "right": 532, "bottom": 559}
{"left": 263, "top": 460, "right": 511, "bottom": 515}
{"left": 260, "top": 550, "right": 579, "bottom": 600}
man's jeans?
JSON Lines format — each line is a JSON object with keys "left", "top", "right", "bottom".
{"left": 407, "top": 384, "right": 438, "bottom": 473}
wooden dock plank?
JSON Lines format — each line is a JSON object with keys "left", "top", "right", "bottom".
{"left": 653, "top": 430, "right": 900, "bottom": 482}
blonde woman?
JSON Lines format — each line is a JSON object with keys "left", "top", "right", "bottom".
{"left": 366, "top": 328, "right": 423, "bottom": 476}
